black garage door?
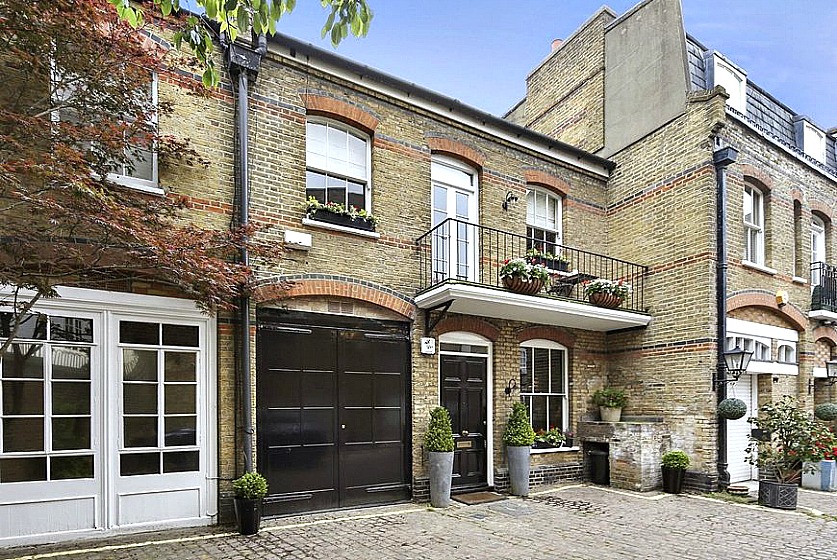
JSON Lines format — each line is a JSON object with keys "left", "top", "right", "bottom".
{"left": 256, "top": 310, "right": 411, "bottom": 516}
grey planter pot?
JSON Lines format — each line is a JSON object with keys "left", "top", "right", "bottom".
{"left": 428, "top": 451, "right": 454, "bottom": 507}
{"left": 600, "top": 406, "right": 622, "bottom": 422}
{"left": 507, "top": 445, "right": 531, "bottom": 497}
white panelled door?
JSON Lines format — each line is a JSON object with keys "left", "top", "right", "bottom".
{"left": 726, "top": 374, "right": 758, "bottom": 483}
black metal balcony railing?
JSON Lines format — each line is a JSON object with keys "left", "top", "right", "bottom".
{"left": 811, "top": 261, "right": 837, "bottom": 312}
{"left": 416, "top": 218, "right": 648, "bottom": 313}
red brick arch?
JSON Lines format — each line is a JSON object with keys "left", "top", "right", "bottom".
{"left": 517, "top": 326, "right": 575, "bottom": 348}
{"left": 300, "top": 93, "right": 379, "bottom": 134}
{"left": 813, "top": 326, "right": 837, "bottom": 348}
{"left": 426, "top": 137, "right": 485, "bottom": 169}
{"left": 810, "top": 200, "right": 833, "bottom": 223}
{"left": 726, "top": 292, "right": 806, "bottom": 332}
{"left": 740, "top": 164, "right": 773, "bottom": 192}
{"left": 524, "top": 170, "right": 571, "bottom": 198}
{"left": 434, "top": 316, "right": 500, "bottom": 341}
{"left": 252, "top": 277, "right": 414, "bottom": 320}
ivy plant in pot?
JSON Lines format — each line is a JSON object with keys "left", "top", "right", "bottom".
{"left": 746, "top": 396, "right": 825, "bottom": 510}
{"left": 503, "top": 401, "right": 536, "bottom": 497}
{"left": 425, "top": 406, "right": 455, "bottom": 508}
{"left": 592, "top": 388, "right": 628, "bottom": 422}
{"left": 232, "top": 471, "right": 268, "bottom": 535}
{"left": 660, "top": 450, "right": 690, "bottom": 494}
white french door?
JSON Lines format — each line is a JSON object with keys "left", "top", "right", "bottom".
{"left": 431, "top": 157, "right": 478, "bottom": 283}
{"left": 727, "top": 374, "right": 758, "bottom": 483}
{"left": 812, "top": 216, "right": 825, "bottom": 286}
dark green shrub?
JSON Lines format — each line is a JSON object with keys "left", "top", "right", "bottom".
{"left": 814, "top": 402, "right": 837, "bottom": 421}
{"left": 232, "top": 472, "right": 268, "bottom": 499}
{"left": 503, "top": 401, "right": 536, "bottom": 447}
{"left": 592, "top": 388, "right": 627, "bottom": 408}
{"left": 661, "top": 450, "right": 690, "bottom": 470}
{"left": 425, "top": 406, "right": 455, "bottom": 452}
{"left": 717, "top": 398, "right": 747, "bottom": 420}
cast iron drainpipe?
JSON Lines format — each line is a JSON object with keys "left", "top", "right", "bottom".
{"left": 713, "top": 143, "right": 738, "bottom": 490}
{"left": 226, "top": 33, "right": 266, "bottom": 473}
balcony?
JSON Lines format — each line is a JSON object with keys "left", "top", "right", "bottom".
{"left": 810, "top": 262, "right": 837, "bottom": 320}
{"left": 415, "top": 219, "right": 651, "bottom": 332}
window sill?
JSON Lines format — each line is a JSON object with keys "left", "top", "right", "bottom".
{"left": 302, "top": 217, "right": 381, "bottom": 239}
{"left": 531, "top": 446, "right": 580, "bottom": 454}
{"left": 792, "top": 276, "right": 808, "bottom": 285}
{"left": 741, "top": 260, "right": 777, "bottom": 276}
{"left": 107, "top": 174, "right": 163, "bottom": 195}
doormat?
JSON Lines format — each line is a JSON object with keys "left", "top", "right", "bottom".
{"left": 452, "top": 491, "right": 507, "bottom": 505}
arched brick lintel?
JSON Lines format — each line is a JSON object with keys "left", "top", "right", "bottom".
{"left": 434, "top": 316, "right": 499, "bottom": 341}
{"left": 810, "top": 200, "right": 833, "bottom": 223}
{"left": 253, "top": 277, "right": 415, "bottom": 320}
{"left": 427, "top": 137, "right": 485, "bottom": 169}
{"left": 740, "top": 164, "right": 773, "bottom": 192}
{"left": 524, "top": 170, "right": 571, "bottom": 198}
{"left": 813, "top": 326, "right": 837, "bottom": 347}
{"left": 517, "top": 326, "right": 575, "bottom": 349}
{"left": 726, "top": 292, "right": 806, "bottom": 332}
{"left": 301, "top": 94, "right": 379, "bottom": 134}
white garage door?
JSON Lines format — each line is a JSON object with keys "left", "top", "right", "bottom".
{"left": 726, "top": 374, "right": 757, "bottom": 483}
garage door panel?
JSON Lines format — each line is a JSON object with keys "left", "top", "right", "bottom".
{"left": 301, "top": 372, "right": 334, "bottom": 407}
{"left": 263, "top": 409, "right": 302, "bottom": 446}
{"left": 341, "top": 372, "right": 373, "bottom": 407}
{"left": 261, "top": 370, "right": 301, "bottom": 408}
{"left": 374, "top": 409, "right": 402, "bottom": 442}
{"left": 340, "top": 443, "right": 404, "bottom": 487}
{"left": 265, "top": 446, "right": 335, "bottom": 495}
{"left": 374, "top": 374, "right": 402, "bottom": 407}
{"left": 342, "top": 409, "right": 373, "bottom": 442}
{"left": 301, "top": 409, "right": 335, "bottom": 445}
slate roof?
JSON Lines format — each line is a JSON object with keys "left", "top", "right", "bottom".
{"left": 686, "top": 35, "right": 836, "bottom": 176}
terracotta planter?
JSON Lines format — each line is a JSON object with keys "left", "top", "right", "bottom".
{"left": 502, "top": 275, "right": 545, "bottom": 295}
{"left": 588, "top": 292, "right": 624, "bottom": 309}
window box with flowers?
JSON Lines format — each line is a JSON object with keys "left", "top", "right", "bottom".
{"left": 303, "top": 197, "right": 378, "bottom": 232}
{"left": 583, "top": 278, "right": 631, "bottom": 309}
{"left": 533, "top": 427, "right": 565, "bottom": 449}
{"left": 525, "top": 248, "right": 570, "bottom": 272}
{"left": 499, "top": 258, "right": 550, "bottom": 295}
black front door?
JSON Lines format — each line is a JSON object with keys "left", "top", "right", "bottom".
{"left": 257, "top": 311, "right": 410, "bottom": 516}
{"left": 440, "top": 354, "right": 487, "bottom": 491}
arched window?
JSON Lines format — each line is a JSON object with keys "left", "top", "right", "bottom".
{"left": 305, "top": 119, "right": 371, "bottom": 212}
{"left": 519, "top": 339, "right": 568, "bottom": 434}
{"left": 526, "top": 188, "right": 563, "bottom": 256}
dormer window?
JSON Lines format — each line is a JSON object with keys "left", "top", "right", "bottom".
{"left": 704, "top": 51, "right": 747, "bottom": 114}
{"left": 793, "top": 117, "right": 826, "bottom": 163}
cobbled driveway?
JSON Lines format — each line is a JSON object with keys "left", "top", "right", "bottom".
{"left": 3, "top": 484, "right": 837, "bottom": 560}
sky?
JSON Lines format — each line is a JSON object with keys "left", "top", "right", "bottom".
{"left": 193, "top": 1, "right": 837, "bottom": 128}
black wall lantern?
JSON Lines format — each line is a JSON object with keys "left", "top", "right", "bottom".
{"left": 715, "top": 346, "right": 753, "bottom": 388}
{"left": 808, "top": 359, "right": 837, "bottom": 393}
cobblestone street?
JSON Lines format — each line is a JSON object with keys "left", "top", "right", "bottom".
{"left": 3, "top": 485, "right": 837, "bottom": 560}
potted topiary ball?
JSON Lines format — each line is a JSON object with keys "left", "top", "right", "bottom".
{"left": 814, "top": 402, "right": 837, "bottom": 421}
{"left": 717, "top": 397, "right": 747, "bottom": 420}
{"left": 425, "top": 406, "right": 455, "bottom": 508}
{"left": 503, "top": 401, "right": 536, "bottom": 497}
{"left": 660, "top": 450, "right": 690, "bottom": 494}
{"left": 232, "top": 471, "right": 268, "bottom": 535}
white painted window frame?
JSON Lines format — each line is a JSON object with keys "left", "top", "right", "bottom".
{"left": 305, "top": 117, "right": 372, "bottom": 214}
{"left": 743, "top": 184, "right": 765, "bottom": 266}
{"left": 519, "top": 339, "right": 569, "bottom": 439}
{"left": 526, "top": 187, "right": 563, "bottom": 252}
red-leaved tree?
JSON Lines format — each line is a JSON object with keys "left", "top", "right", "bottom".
{"left": 0, "top": 0, "right": 271, "bottom": 349}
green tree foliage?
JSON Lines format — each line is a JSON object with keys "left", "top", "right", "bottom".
{"left": 108, "top": 0, "right": 373, "bottom": 86}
